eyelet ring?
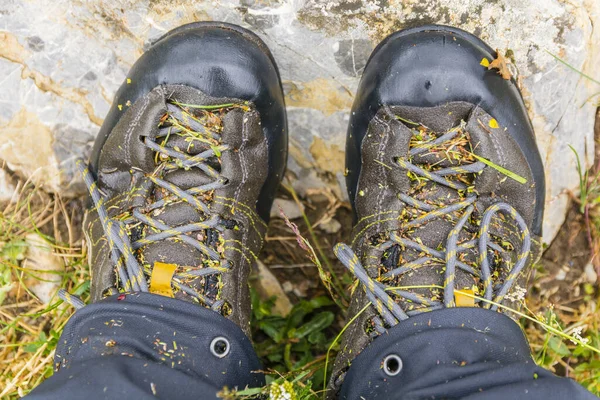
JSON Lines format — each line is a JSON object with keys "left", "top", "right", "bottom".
{"left": 210, "top": 336, "right": 230, "bottom": 358}
{"left": 383, "top": 354, "right": 402, "bottom": 376}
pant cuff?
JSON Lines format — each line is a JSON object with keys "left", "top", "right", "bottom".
{"left": 54, "top": 292, "right": 264, "bottom": 391}
{"left": 340, "top": 307, "right": 538, "bottom": 399}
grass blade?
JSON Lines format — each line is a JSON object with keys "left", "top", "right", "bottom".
{"left": 470, "top": 153, "right": 527, "bottom": 184}
{"left": 545, "top": 50, "right": 600, "bottom": 86}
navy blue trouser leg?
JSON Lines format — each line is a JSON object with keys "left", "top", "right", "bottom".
{"left": 340, "top": 308, "right": 597, "bottom": 399}
{"left": 27, "top": 295, "right": 596, "bottom": 399}
{"left": 26, "top": 293, "right": 264, "bottom": 400}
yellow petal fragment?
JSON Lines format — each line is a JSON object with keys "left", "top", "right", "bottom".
{"left": 455, "top": 289, "right": 475, "bottom": 307}
{"left": 150, "top": 262, "right": 178, "bottom": 298}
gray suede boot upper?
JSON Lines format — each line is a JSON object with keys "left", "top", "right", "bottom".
{"left": 81, "top": 85, "right": 270, "bottom": 336}
{"left": 58, "top": 23, "right": 288, "bottom": 337}
{"left": 328, "top": 102, "right": 542, "bottom": 395}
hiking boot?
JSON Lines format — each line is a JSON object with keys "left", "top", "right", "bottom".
{"left": 328, "top": 25, "right": 544, "bottom": 395}
{"left": 63, "top": 22, "right": 287, "bottom": 336}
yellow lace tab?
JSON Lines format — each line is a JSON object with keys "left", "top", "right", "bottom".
{"left": 150, "top": 262, "right": 178, "bottom": 298}
{"left": 454, "top": 289, "right": 475, "bottom": 307}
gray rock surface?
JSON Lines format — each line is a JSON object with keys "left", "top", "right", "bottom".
{"left": 271, "top": 197, "right": 305, "bottom": 220}
{"left": 1, "top": 0, "right": 599, "bottom": 244}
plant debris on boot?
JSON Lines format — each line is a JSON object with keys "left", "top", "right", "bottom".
{"left": 335, "top": 120, "right": 533, "bottom": 334}
{"left": 61, "top": 101, "right": 253, "bottom": 313}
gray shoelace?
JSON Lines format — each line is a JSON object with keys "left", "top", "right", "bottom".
{"left": 335, "top": 123, "right": 531, "bottom": 335}
{"left": 59, "top": 102, "right": 238, "bottom": 310}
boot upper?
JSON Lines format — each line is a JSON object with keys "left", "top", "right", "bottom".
{"left": 329, "top": 25, "right": 545, "bottom": 396}
{"left": 80, "top": 23, "right": 287, "bottom": 337}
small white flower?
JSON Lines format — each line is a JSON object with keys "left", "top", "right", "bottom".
{"left": 505, "top": 285, "right": 527, "bottom": 302}
{"left": 269, "top": 381, "right": 296, "bottom": 400}
{"left": 569, "top": 326, "right": 589, "bottom": 345}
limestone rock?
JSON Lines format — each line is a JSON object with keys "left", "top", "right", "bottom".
{"left": 0, "top": 169, "right": 17, "bottom": 203}
{"left": 23, "top": 233, "right": 65, "bottom": 304}
{"left": 271, "top": 198, "right": 305, "bottom": 220}
{"left": 319, "top": 218, "right": 342, "bottom": 234}
{"left": 253, "top": 260, "right": 293, "bottom": 317}
{"left": 1, "top": 0, "right": 599, "bottom": 244}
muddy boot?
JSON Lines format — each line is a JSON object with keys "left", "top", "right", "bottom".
{"left": 29, "top": 22, "right": 286, "bottom": 400}
{"left": 328, "top": 25, "right": 551, "bottom": 399}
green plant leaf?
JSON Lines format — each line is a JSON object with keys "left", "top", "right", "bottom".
{"left": 470, "top": 153, "right": 527, "bottom": 184}
{"left": 548, "top": 336, "right": 572, "bottom": 357}
{"left": 293, "top": 312, "right": 334, "bottom": 339}
{"left": 171, "top": 101, "right": 236, "bottom": 109}
{"left": 259, "top": 318, "right": 286, "bottom": 342}
{"left": 569, "top": 144, "right": 588, "bottom": 214}
{"left": 73, "top": 281, "right": 90, "bottom": 296}
{"left": 210, "top": 145, "right": 221, "bottom": 157}
{"left": 308, "top": 296, "right": 334, "bottom": 309}
{"left": 1, "top": 240, "right": 28, "bottom": 263}
{"left": 24, "top": 342, "right": 41, "bottom": 353}
{"left": 308, "top": 330, "right": 327, "bottom": 345}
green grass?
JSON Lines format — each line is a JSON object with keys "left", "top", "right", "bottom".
{"left": 0, "top": 181, "right": 89, "bottom": 399}
{"left": 2, "top": 142, "right": 600, "bottom": 399}
{"left": 220, "top": 290, "right": 337, "bottom": 399}
{"left": 1, "top": 184, "right": 599, "bottom": 399}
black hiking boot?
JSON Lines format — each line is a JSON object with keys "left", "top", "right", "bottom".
{"left": 60, "top": 22, "right": 287, "bottom": 336}
{"left": 328, "top": 25, "right": 545, "bottom": 396}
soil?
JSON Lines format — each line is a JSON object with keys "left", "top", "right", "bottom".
{"left": 527, "top": 108, "right": 600, "bottom": 328}
{"left": 258, "top": 187, "right": 354, "bottom": 305}
{"left": 532, "top": 206, "right": 593, "bottom": 318}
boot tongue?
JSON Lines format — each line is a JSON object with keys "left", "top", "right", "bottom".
{"left": 381, "top": 184, "right": 479, "bottom": 311}
{"left": 130, "top": 106, "right": 233, "bottom": 301}
{"left": 346, "top": 104, "right": 535, "bottom": 324}
{"left": 133, "top": 175, "right": 219, "bottom": 301}
{"left": 379, "top": 124, "right": 481, "bottom": 310}
{"left": 380, "top": 120, "right": 526, "bottom": 312}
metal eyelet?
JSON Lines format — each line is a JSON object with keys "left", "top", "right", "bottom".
{"left": 383, "top": 354, "right": 402, "bottom": 376}
{"left": 210, "top": 336, "right": 230, "bottom": 358}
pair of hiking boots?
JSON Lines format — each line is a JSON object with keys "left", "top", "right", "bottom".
{"left": 68, "top": 22, "right": 544, "bottom": 396}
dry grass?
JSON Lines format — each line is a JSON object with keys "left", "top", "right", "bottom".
{"left": 0, "top": 161, "right": 599, "bottom": 398}
{"left": 0, "top": 176, "right": 88, "bottom": 399}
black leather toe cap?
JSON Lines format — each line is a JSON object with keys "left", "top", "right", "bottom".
{"left": 346, "top": 25, "right": 544, "bottom": 234}
{"left": 91, "top": 22, "right": 287, "bottom": 221}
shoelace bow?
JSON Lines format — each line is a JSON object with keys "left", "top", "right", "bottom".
{"left": 60, "top": 102, "right": 241, "bottom": 311}
{"left": 335, "top": 122, "right": 531, "bottom": 335}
